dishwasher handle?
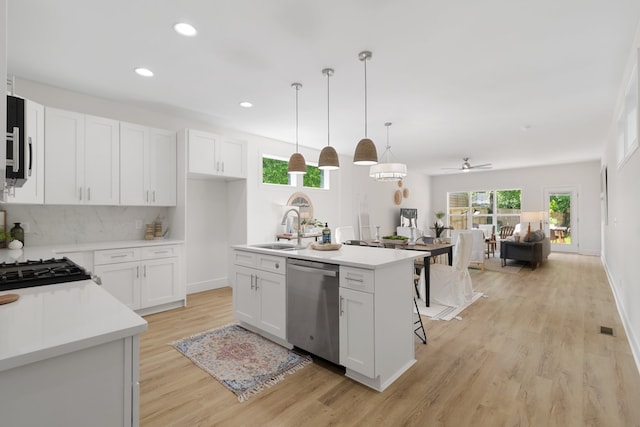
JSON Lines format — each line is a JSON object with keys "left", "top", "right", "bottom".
{"left": 287, "top": 263, "right": 338, "bottom": 277}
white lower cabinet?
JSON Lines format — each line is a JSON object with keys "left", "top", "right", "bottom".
{"left": 232, "top": 250, "right": 286, "bottom": 340}
{"left": 94, "top": 245, "right": 183, "bottom": 314}
{"left": 339, "top": 286, "right": 375, "bottom": 377}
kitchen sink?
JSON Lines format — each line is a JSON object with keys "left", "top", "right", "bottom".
{"left": 249, "top": 243, "right": 300, "bottom": 251}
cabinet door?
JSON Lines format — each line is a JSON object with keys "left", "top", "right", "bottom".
{"left": 84, "top": 115, "right": 120, "bottom": 205}
{"left": 7, "top": 100, "right": 45, "bottom": 204}
{"left": 44, "top": 107, "right": 84, "bottom": 204}
{"left": 256, "top": 270, "right": 286, "bottom": 339}
{"left": 149, "top": 128, "right": 176, "bottom": 206}
{"left": 339, "top": 287, "right": 375, "bottom": 377}
{"left": 120, "top": 122, "right": 149, "bottom": 206}
{"left": 233, "top": 266, "right": 259, "bottom": 326}
{"left": 218, "top": 139, "right": 246, "bottom": 178}
{"left": 140, "top": 257, "right": 180, "bottom": 308}
{"left": 188, "top": 129, "right": 218, "bottom": 175}
{"left": 94, "top": 261, "right": 141, "bottom": 310}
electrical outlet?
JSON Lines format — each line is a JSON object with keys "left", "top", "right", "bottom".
{"left": 135, "top": 220, "right": 143, "bottom": 230}
{"left": 22, "top": 223, "right": 31, "bottom": 233}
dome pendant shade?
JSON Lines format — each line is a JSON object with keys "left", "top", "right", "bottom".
{"left": 353, "top": 138, "right": 378, "bottom": 165}
{"left": 318, "top": 146, "right": 339, "bottom": 170}
{"left": 287, "top": 152, "right": 307, "bottom": 174}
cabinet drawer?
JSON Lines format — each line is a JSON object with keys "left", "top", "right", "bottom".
{"left": 340, "top": 266, "right": 374, "bottom": 293}
{"left": 95, "top": 248, "right": 141, "bottom": 265}
{"left": 141, "top": 245, "right": 179, "bottom": 260}
{"left": 233, "top": 250, "right": 257, "bottom": 268}
{"left": 257, "top": 255, "right": 285, "bottom": 274}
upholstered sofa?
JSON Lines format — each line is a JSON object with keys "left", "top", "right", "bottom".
{"left": 500, "top": 232, "right": 550, "bottom": 270}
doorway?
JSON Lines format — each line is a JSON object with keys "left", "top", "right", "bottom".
{"left": 544, "top": 187, "right": 577, "bottom": 252}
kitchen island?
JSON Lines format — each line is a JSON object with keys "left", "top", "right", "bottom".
{"left": 0, "top": 280, "right": 147, "bottom": 427}
{"left": 231, "top": 244, "right": 426, "bottom": 391}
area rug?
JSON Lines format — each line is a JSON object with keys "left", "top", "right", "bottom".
{"left": 415, "top": 292, "right": 484, "bottom": 321}
{"left": 170, "top": 324, "right": 312, "bottom": 402}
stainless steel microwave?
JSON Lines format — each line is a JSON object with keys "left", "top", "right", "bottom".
{"left": 5, "top": 95, "right": 30, "bottom": 188}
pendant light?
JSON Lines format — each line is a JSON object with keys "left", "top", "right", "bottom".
{"left": 353, "top": 51, "right": 378, "bottom": 165}
{"left": 369, "top": 122, "right": 408, "bottom": 181}
{"left": 318, "top": 68, "right": 340, "bottom": 170}
{"left": 287, "top": 82, "right": 307, "bottom": 175}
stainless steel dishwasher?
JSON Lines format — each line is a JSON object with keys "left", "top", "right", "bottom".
{"left": 287, "top": 258, "right": 340, "bottom": 364}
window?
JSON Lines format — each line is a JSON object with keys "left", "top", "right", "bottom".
{"left": 262, "top": 155, "right": 330, "bottom": 189}
{"left": 262, "top": 156, "right": 294, "bottom": 186}
{"left": 447, "top": 189, "right": 521, "bottom": 233}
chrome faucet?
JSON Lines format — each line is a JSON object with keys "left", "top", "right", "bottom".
{"left": 281, "top": 208, "right": 303, "bottom": 247}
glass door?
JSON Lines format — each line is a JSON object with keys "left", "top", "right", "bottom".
{"left": 544, "top": 187, "right": 577, "bottom": 252}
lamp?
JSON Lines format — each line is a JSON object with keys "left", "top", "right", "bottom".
{"left": 369, "top": 122, "right": 407, "bottom": 181}
{"left": 521, "top": 211, "right": 539, "bottom": 238}
{"left": 287, "top": 82, "right": 307, "bottom": 175}
{"left": 318, "top": 68, "right": 339, "bottom": 170}
{"left": 353, "top": 51, "right": 378, "bottom": 165}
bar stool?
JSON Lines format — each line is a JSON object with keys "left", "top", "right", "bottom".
{"left": 413, "top": 266, "right": 427, "bottom": 344}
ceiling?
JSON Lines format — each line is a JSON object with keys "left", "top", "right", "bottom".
{"left": 7, "top": 1, "right": 640, "bottom": 176}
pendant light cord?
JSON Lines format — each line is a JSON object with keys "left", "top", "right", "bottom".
{"left": 327, "top": 71, "right": 331, "bottom": 146}
{"left": 363, "top": 57, "right": 368, "bottom": 138}
{"left": 295, "top": 84, "right": 299, "bottom": 152}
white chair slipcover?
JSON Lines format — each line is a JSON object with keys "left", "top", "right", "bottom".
{"left": 334, "top": 226, "right": 355, "bottom": 243}
{"left": 451, "top": 229, "right": 485, "bottom": 269}
{"left": 429, "top": 232, "right": 474, "bottom": 307}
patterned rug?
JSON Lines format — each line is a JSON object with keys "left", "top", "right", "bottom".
{"left": 415, "top": 292, "right": 484, "bottom": 321}
{"left": 171, "top": 324, "right": 312, "bottom": 402}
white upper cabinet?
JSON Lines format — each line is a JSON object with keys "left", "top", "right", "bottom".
{"left": 120, "top": 122, "right": 176, "bottom": 206}
{"left": 187, "top": 129, "right": 246, "bottom": 179}
{"left": 5, "top": 99, "right": 45, "bottom": 204}
{"left": 44, "top": 107, "right": 119, "bottom": 205}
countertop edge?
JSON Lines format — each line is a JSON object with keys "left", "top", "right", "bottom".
{"left": 232, "top": 244, "right": 426, "bottom": 269}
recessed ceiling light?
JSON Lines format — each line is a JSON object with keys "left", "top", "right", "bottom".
{"left": 521, "top": 124, "right": 532, "bottom": 131}
{"left": 134, "top": 67, "right": 154, "bottom": 77}
{"left": 174, "top": 22, "right": 197, "bottom": 36}
{"left": 239, "top": 101, "right": 253, "bottom": 108}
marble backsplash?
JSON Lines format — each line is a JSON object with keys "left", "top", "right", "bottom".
{"left": 2, "top": 205, "right": 172, "bottom": 247}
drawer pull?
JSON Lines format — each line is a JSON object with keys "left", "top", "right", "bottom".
{"left": 110, "top": 254, "right": 129, "bottom": 259}
{"left": 153, "top": 250, "right": 170, "bottom": 254}
{"left": 346, "top": 276, "right": 364, "bottom": 283}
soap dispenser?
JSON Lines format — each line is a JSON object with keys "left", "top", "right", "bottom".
{"left": 322, "top": 223, "right": 331, "bottom": 244}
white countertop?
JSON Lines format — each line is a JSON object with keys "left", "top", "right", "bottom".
{"left": 0, "top": 280, "right": 147, "bottom": 372}
{"left": 0, "top": 238, "right": 184, "bottom": 264}
{"left": 233, "top": 243, "right": 426, "bottom": 269}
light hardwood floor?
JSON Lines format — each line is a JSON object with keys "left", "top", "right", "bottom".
{"left": 139, "top": 253, "right": 640, "bottom": 426}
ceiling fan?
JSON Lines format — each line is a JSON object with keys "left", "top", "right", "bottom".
{"left": 442, "top": 157, "right": 492, "bottom": 172}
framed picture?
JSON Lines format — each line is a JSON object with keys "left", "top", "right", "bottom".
{"left": 601, "top": 166, "right": 609, "bottom": 225}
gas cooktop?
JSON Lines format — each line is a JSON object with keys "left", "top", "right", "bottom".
{"left": 0, "top": 258, "right": 92, "bottom": 292}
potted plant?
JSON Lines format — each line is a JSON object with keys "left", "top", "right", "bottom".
{"left": 433, "top": 211, "right": 446, "bottom": 238}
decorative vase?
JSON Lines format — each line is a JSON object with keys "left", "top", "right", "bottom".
{"left": 10, "top": 222, "right": 24, "bottom": 245}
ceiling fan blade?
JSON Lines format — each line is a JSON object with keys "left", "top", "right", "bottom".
{"left": 470, "top": 163, "right": 492, "bottom": 169}
{"left": 441, "top": 167, "right": 462, "bottom": 170}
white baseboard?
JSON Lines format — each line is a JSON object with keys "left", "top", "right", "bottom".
{"left": 602, "top": 255, "right": 640, "bottom": 376}
{"left": 187, "top": 277, "right": 228, "bottom": 295}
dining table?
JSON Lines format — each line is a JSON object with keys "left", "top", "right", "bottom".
{"left": 364, "top": 240, "right": 454, "bottom": 307}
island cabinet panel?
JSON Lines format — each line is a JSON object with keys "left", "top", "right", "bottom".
{"left": 232, "top": 251, "right": 287, "bottom": 341}
{"left": 339, "top": 286, "right": 375, "bottom": 377}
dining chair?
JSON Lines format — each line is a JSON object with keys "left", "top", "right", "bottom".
{"left": 334, "top": 226, "right": 355, "bottom": 243}
{"left": 429, "top": 232, "right": 474, "bottom": 307}
{"left": 451, "top": 229, "right": 485, "bottom": 270}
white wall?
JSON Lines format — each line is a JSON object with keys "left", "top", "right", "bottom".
{"left": 601, "top": 23, "right": 640, "bottom": 372}
{"left": 430, "top": 161, "right": 602, "bottom": 255}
